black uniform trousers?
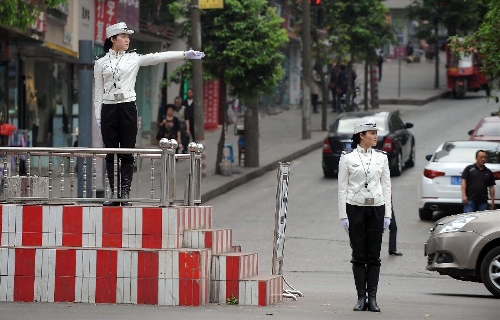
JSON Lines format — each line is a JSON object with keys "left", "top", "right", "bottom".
{"left": 388, "top": 208, "right": 398, "bottom": 253}
{"left": 101, "top": 101, "right": 138, "bottom": 166}
{"left": 347, "top": 204, "right": 385, "bottom": 267}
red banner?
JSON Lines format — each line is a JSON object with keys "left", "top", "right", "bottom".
{"left": 94, "top": 0, "right": 117, "bottom": 44}
{"left": 203, "top": 80, "right": 220, "bottom": 130}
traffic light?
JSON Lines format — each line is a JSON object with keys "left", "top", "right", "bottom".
{"left": 309, "top": 0, "right": 321, "bottom": 5}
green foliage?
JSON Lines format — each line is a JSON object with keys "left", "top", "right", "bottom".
{"left": 199, "top": 0, "right": 288, "bottom": 101}
{"left": 226, "top": 295, "right": 239, "bottom": 305}
{"left": 0, "top": 0, "right": 67, "bottom": 30}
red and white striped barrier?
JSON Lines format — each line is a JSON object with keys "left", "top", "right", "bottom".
{"left": 183, "top": 229, "right": 232, "bottom": 255}
{"left": 0, "top": 247, "right": 210, "bottom": 306}
{"left": 0, "top": 205, "right": 212, "bottom": 249}
{"left": 210, "top": 252, "right": 259, "bottom": 303}
{"left": 239, "top": 275, "right": 283, "bottom": 306}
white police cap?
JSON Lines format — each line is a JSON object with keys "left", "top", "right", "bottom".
{"left": 354, "top": 118, "right": 384, "bottom": 134}
{"left": 106, "top": 22, "right": 134, "bottom": 39}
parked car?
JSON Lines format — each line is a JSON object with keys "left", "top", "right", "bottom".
{"left": 419, "top": 140, "right": 500, "bottom": 220}
{"left": 322, "top": 111, "right": 415, "bottom": 178}
{"left": 468, "top": 116, "right": 500, "bottom": 142}
{"left": 425, "top": 209, "right": 500, "bottom": 298}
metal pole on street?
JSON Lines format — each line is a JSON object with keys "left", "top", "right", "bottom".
{"left": 301, "top": 0, "right": 311, "bottom": 140}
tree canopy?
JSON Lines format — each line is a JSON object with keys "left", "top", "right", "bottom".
{"left": 0, "top": 0, "right": 67, "bottom": 30}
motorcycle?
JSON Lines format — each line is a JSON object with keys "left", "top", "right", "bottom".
{"left": 339, "top": 85, "right": 361, "bottom": 112}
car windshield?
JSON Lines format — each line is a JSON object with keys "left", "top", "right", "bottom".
{"left": 475, "top": 122, "right": 500, "bottom": 136}
{"left": 332, "top": 116, "right": 388, "bottom": 134}
{"left": 433, "top": 146, "right": 500, "bottom": 163}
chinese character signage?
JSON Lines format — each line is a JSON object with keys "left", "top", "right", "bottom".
{"left": 203, "top": 80, "right": 220, "bottom": 130}
{"left": 95, "top": 0, "right": 117, "bottom": 44}
{"left": 199, "top": 0, "right": 224, "bottom": 9}
{"left": 79, "top": 0, "right": 95, "bottom": 41}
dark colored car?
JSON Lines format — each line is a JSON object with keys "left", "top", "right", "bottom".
{"left": 322, "top": 111, "right": 415, "bottom": 178}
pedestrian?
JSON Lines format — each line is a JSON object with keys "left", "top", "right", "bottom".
{"left": 311, "top": 62, "right": 321, "bottom": 114}
{"left": 338, "top": 118, "right": 392, "bottom": 312}
{"left": 461, "top": 150, "right": 496, "bottom": 213}
{"left": 183, "top": 88, "right": 195, "bottom": 141}
{"left": 388, "top": 205, "right": 402, "bottom": 256}
{"left": 157, "top": 104, "right": 181, "bottom": 143}
{"left": 329, "top": 63, "right": 339, "bottom": 113}
{"left": 94, "top": 22, "right": 204, "bottom": 206}
{"left": 173, "top": 96, "right": 190, "bottom": 153}
{"left": 375, "top": 47, "right": 384, "bottom": 81}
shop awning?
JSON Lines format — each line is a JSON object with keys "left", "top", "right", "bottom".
{"left": 44, "top": 41, "right": 78, "bottom": 59}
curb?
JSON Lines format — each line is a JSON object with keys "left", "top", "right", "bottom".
{"left": 201, "top": 139, "right": 323, "bottom": 202}
{"left": 378, "top": 91, "right": 449, "bottom": 106}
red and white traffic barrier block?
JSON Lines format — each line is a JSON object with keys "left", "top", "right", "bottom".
{"left": 210, "top": 252, "right": 259, "bottom": 303}
{"left": 239, "top": 275, "right": 283, "bottom": 306}
{"left": 0, "top": 205, "right": 212, "bottom": 249}
{"left": 183, "top": 228, "right": 232, "bottom": 255}
{"left": 0, "top": 247, "right": 210, "bottom": 306}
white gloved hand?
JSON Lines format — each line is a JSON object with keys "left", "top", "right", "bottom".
{"left": 96, "top": 119, "right": 101, "bottom": 129}
{"left": 341, "top": 218, "right": 349, "bottom": 235}
{"left": 184, "top": 49, "right": 205, "bottom": 60}
{"left": 383, "top": 217, "right": 391, "bottom": 232}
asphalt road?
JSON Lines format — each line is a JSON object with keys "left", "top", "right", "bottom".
{"left": 2, "top": 93, "right": 499, "bottom": 319}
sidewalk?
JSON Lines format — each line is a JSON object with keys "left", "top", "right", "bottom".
{"left": 139, "top": 53, "right": 449, "bottom": 203}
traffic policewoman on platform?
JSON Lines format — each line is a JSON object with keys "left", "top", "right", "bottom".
{"left": 337, "top": 118, "right": 392, "bottom": 312}
{"left": 94, "top": 22, "right": 204, "bottom": 206}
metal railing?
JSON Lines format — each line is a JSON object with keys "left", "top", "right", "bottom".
{"left": 0, "top": 139, "right": 204, "bottom": 207}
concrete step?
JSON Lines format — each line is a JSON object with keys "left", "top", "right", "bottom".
{"left": 183, "top": 228, "right": 232, "bottom": 255}
{"left": 0, "top": 246, "right": 211, "bottom": 306}
{"left": 0, "top": 205, "right": 212, "bottom": 249}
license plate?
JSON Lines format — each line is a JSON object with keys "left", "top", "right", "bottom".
{"left": 451, "top": 176, "right": 461, "bottom": 185}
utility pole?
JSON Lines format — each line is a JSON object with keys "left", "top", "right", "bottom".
{"left": 301, "top": 0, "right": 312, "bottom": 140}
{"left": 191, "top": 0, "right": 205, "bottom": 176}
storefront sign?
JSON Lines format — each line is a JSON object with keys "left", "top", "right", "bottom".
{"left": 95, "top": 0, "right": 117, "bottom": 44}
{"left": 200, "top": 0, "right": 224, "bottom": 9}
{"left": 117, "top": 0, "right": 139, "bottom": 30}
{"left": 203, "top": 80, "right": 220, "bottom": 130}
{"left": 79, "top": 0, "right": 95, "bottom": 40}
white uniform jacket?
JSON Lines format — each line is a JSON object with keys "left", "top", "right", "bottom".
{"left": 94, "top": 49, "right": 185, "bottom": 120}
{"left": 338, "top": 145, "right": 392, "bottom": 220}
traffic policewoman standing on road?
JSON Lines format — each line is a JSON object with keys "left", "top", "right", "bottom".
{"left": 94, "top": 22, "right": 204, "bottom": 206}
{"left": 338, "top": 118, "right": 392, "bottom": 312}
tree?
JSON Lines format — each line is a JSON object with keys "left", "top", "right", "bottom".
{"left": 0, "top": 0, "right": 67, "bottom": 30}
{"left": 202, "top": 0, "right": 288, "bottom": 171}
{"left": 407, "top": 0, "right": 486, "bottom": 89}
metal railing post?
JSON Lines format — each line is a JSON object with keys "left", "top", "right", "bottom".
{"left": 194, "top": 143, "right": 204, "bottom": 205}
{"left": 167, "top": 139, "right": 178, "bottom": 205}
{"left": 159, "top": 138, "right": 169, "bottom": 207}
{"left": 188, "top": 142, "right": 197, "bottom": 205}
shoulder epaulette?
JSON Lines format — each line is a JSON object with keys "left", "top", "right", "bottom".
{"left": 94, "top": 53, "right": 106, "bottom": 60}
{"left": 126, "top": 49, "right": 137, "bottom": 54}
{"left": 374, "top": 149, "right": 387, "bottom": 154}
{"left": 342, "top": 149, "right": 354, "bottom": 155}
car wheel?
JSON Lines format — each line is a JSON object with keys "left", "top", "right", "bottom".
{"left": 323, "top": 169, "right": 337, "bottom": 179}
{"left": 405, "top": 142, "right": 415, "bottom": 168}
{"left": 391, "top": 152, "right": 403, "bottom": 176}
{"left": 419, "top": 208, "right": 433, "bottom": 221}
{"left": 480, "top": 246, "right": 500, "bottom": 298}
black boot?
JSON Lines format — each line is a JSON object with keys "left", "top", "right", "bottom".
{"left": 120, "top": 162, "right": 134, "bottom": 206}
{"left": 103, "top": 162, "right": 120, "bottom": 206}
{"left": 367, "top": 266, "right": 381, "bottom": 312}
{"left": 352, "top": 265, "right": 368, "bottom": 311}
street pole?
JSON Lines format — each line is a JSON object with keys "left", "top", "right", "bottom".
{"left": 301, "top": 0, "right": 311, "bottom": 140}
{"left": 191, "top": 0, "right": 205, "bottom": 177}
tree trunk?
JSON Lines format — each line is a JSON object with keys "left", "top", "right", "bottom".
{"left": 215, "top": 79, "right": 228, "bottom": 175}
{"left": 364, "top": 60, "right": 369, "bottom": 110}
{"left": 434, "top": 26, "right": 440, "bottom": 89}
{"left": 301, "top": 0, "right": 311, "bottom": 140}
{"left": 369, "top": 63, "right": 377, "bottom": 108}
{"left": 244, "top": 96, "right": 259, "bottom": 167}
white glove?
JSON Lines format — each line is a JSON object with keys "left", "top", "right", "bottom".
{"left": 383, "top": 217, "right": 391, "bottom": 232}
{"left": 341, "top": 218, "right": 349, "bottom": 235}
{"left": 96, "top": 119, "right": 101, "bottom": 129}
{"left": 184, "top": 50, "right": 205, "bottom": 60}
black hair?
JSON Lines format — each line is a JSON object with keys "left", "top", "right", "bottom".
{"left": 103, "top": 36, "right": 117, "bottom": 53}
{"left": 476, "top": 149, "right": 487, "bottom": 158}
{"left": 350, "top": 131, "right": 366, "bottom": 149}
{"left": 166, "top": 103, "right": 175, "bottom": 110}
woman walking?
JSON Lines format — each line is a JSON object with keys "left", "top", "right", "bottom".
{"left": 337, "top": 118, "right": 392, "bottom": 312}
{"left": 94, "top": 22, "right": 204, "bottom": 206}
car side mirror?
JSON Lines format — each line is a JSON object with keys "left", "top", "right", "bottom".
{"left": 467, "top": 129, "right": 474, "bottom": 136}
{"left": 425, "top": 154, "right": 432, "bottom": 161}
{"left": 405, "top": 122, "right": 414, "bottom": 129}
